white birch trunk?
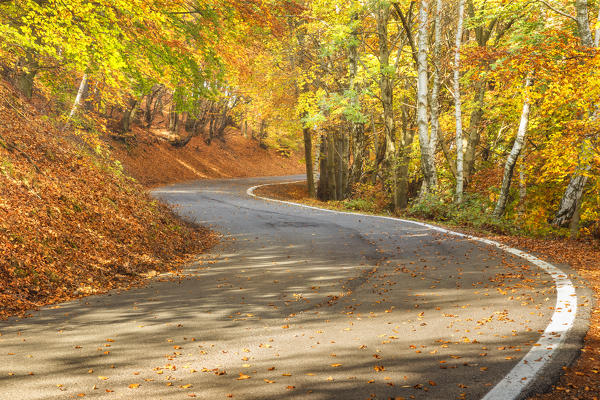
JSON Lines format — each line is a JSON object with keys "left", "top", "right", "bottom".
{"left": 575, "top": 0, "right": 594, "bottom": 47}
{"left": 62, "top": 74, "right": 88, "bottom": 131}
{"left": 429, "top": 0, "right": 443, "bottom": 162}
{"left": 493, "top": 74, "right": 534, "bottom": 217}
{"left": 69, "top": 74, "right": 88, "bottom": 119}
{"left": 454, "top": 0, "right": 465, "bottom": 204}
{"left": 595, "top": 5, "right": 600, "bottom": 47}
{"left": 417, "top": 0, "right": 437, "bottom": 193}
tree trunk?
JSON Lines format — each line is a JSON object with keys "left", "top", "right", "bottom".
{"left": 169, "top": 104, "right": 179, "bottom": 133}
{"left": 463, "top": 82, "right": 486, "bottom": 184}
{"left": 259, "top": 120, "right": 266, "bottom": 148}
{"left": 493, "top": 74, "right": 534, "bottom": 217}
{"left": 12, "top": 54, "right": 38, "bottom": 100}
{"left": 596, "top": 5, "right": 600, "bottom": 47}
{"left": 62, "top": 74, "right": 88, "bottom": 131}
{"left": 376, "top": 5, "right": 401, "bottom": 209}
{"left": 334, "top": 135, "right": 342, "bottom": 200}
{"left": 145, "top": 85, "right": 164, "bottom": 129}
{"left": 348, "top": 12, "right": 366, "bottom": 190}
{"left": 553, "top": 0, "right": 595, "bottom": 225}
{"left": 318, "top": 136, "right": 329, "bottom": 200}
{"left": 328, "top": 132, "right": 338, "bottom": 201}
{"left": 242, "top": 120, "right": 248, "bottom": 138}
{"left": 303, "top": 126, "right": 316, "bottom": 198}
{"left": 121, "top": 97, "right": 140, "bottom": 133}
{"left": 553, "top": 170, "right": 589, "bottom": 226}
{"left": 398, "top": 108, "right": 416, "bottom": 210}
{"left": 429, "top": 0, "right": 443, "bottom": 162}
{"left": 518, "top": 154, "right": 527, "bottom": 217}
{"left": 439, "top": 131, "right": 458, "bottom": 178}
{"left": 416, "top": 0, "right": 437, "bottom": 194}
{"left": 454, "top": 0, "right": 466, "bottom": 203}
{"left": 575, "top": 0, "right": 594, "bottom": 47}
{"left": 569, "top": 196, "right": 582, "bottom": 239}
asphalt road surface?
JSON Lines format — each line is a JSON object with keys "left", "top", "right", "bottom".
{"left": 0, "top": 176, "right": 586, "bottom": 400}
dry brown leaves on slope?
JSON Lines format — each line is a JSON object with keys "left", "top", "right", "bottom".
{"left": 109, "top": 127, "right": 305, "bottom": 188}
{"left": 0, "top": 81, "right": 217, "bottom": 319}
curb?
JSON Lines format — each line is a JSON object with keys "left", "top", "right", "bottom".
{"left": 246, "top": 180, "right": 590, "bottom": 400}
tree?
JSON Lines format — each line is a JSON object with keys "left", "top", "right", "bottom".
{"left": 493, "top": 73, "right": 534, "bottom": 217}
{"left": 416, "top": 0, "right": 438, "bottom": 193}
{"left": 453, "top": 0, "right": 465, "bottom": 203}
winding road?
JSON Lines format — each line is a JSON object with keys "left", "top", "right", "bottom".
{"left": 0, "top": 176, "right": 588, "bottom": 399}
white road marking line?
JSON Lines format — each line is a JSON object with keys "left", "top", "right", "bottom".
{"left": 247, "top": 181, "right": 577, "bottom": 400}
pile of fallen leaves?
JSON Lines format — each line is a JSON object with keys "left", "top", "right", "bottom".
{"left": 0, "top": 81, "right": 217, "bottom": 319}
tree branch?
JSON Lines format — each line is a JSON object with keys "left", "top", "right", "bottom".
{"left": 537, "top": 0, "right": 576, "bottom": 21}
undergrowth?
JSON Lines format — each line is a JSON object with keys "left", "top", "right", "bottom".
{"left": 406, "top": 193, "right": 518, "bottom": 235}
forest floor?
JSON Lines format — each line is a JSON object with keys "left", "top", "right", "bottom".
{"left": 255, "top": 181, "right": 600, "bottom": 400}
{"left": 108, "top": 126, "right": 305, "bottom": 188}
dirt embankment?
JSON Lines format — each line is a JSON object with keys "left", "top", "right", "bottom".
{"left": 0, "top": 82, "right": 218, "bottom": 319}
{"left": 109, "top": 127, "right": 305, "bottom": 187}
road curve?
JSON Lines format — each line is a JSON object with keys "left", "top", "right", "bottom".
{"left": 0, "top": 176, "right": 587, "bottom": 400}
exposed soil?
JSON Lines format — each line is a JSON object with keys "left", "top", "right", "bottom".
{"left": 255, "top": 181, "right": 600, "bottom": 400}
{"left": 109, "top": 127, "right": 305, "bottom": 187}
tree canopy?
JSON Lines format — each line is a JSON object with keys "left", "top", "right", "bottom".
{"left": 1, "top": 0, "right": 598, "bottom": 237}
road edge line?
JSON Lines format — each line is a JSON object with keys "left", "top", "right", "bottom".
{"left": 247, "top": 181, "right": 581, "bottom": 400}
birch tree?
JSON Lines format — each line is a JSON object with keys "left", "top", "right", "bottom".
{"left": 429, "top": 0, "right": 443, "bottom": 168}
{"left": 62, "top": 74, "right": 89, "bottom": 131}
{"left": 416, "top": 0, "right": 438, "bottom": 193}
{"left": 453, "top": 0, "right": 465, "bottom": 203}
{"left": 550, "top": 0, "right": 597, "bottom": 227}
{"left": 493, "top": 73, "right": 534, "bottom": 217}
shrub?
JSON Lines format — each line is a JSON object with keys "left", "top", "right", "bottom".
{"left": 407, "top": 192, "right": 517, "bottom": 235}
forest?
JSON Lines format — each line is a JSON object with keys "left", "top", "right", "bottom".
{"left": 2, "top": 1, "right": 600, "bottom": 399}
{"left": 1, "top": 0, "right": 598, "bottom": 239}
